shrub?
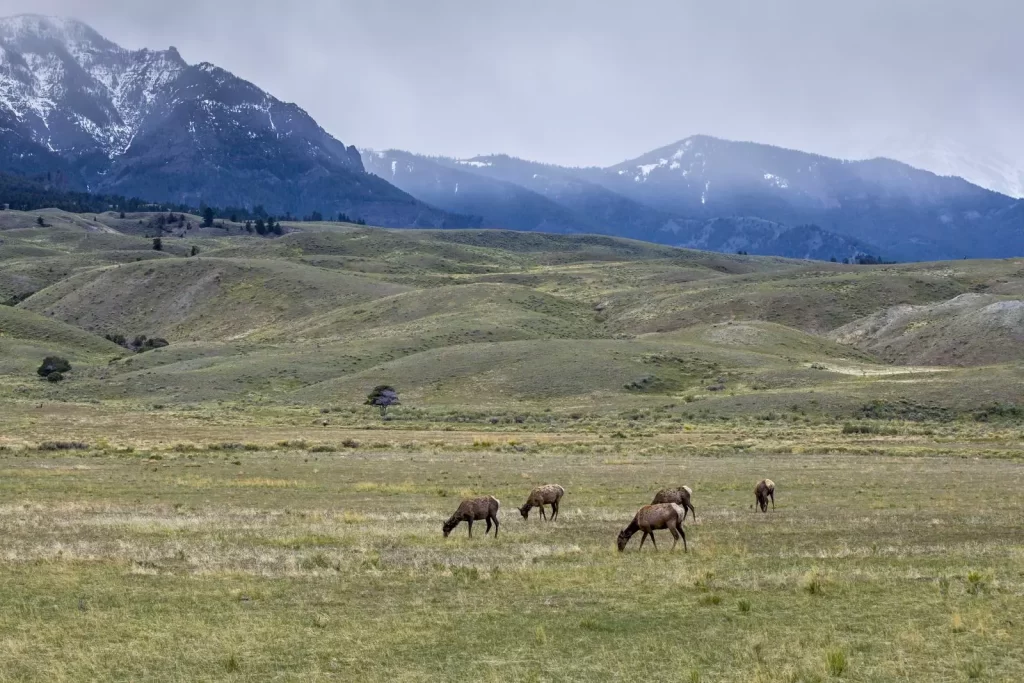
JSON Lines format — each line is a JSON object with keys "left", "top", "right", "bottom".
{"left": 341, "top": 439, "right": 360, "bottom": 449}
{"left": 38, "top": 441, "right": 89, "bottom": 451}
{"left": 37, "top": 356, "right": 71, "bottom": 377}
{"left": 737, "top": 599, "right": 752, "bottom": 613}
{"left": 45, "top": 371, "right": 64, "bottom": 382}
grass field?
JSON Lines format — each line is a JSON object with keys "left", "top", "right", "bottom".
{"left": 2, "top": 211, "right": 1023, "bottom": 680}
{"left": 1, "top": 420, "right": 1022, "bottom": 682}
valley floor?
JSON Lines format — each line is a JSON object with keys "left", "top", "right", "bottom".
{"left": 1, "top": 408, "right": 1023, "bottom": 682}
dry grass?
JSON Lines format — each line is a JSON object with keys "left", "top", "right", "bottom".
{"left": 1, "top": 423, "right": 1023, "bottom": 681}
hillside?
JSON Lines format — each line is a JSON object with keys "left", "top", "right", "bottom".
{"left": 830, "top": 293, "right": 1024, "bottom": 366}
{"left": 1, "top": 208, "right": 1023, "bottom": 416}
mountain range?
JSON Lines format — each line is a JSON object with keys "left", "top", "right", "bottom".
{"left": 1, "top": 14, "right": 1022, "bottom": 261}
{"left": 365, "top": 137, "right": 1024, "bottom": 262}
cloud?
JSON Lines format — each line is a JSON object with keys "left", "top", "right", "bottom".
{"left": 1, "top": 0, "right": 1021, "bottom": 167}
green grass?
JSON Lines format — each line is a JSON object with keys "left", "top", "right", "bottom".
{"left": 1, "top": 438, "right": 1022, "bottom": 681}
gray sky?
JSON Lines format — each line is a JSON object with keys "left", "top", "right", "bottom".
{"left": 2, "top": 0, "right": 1022, "bottom": 169}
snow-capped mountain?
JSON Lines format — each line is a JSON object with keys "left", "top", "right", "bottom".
{"left": 592, "top": 136, "right": 1020, "bottom": 261}
{"left": 370, "top": 137, "right": 1023, "bottom": 261}
{"left": 363, "top": 148, "right": 882, "bottom": 260}
{"left": 0, "top": 14, "right": 468, "bottom": 226}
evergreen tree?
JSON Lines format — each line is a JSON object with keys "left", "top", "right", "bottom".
{"left": 152, "top": 237, "right": 162, "bottom": 251}
{"left": 202, "top": 207, "right": 215, "bottom": 228}
{"left": 255, "top": 218, "right": 267, "bottom": 235}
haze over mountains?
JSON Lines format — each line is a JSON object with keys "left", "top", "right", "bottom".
{"left": 365, "top": 139, "right": 1023, "bottom": 262}
{"left": 1, "top": 14, "right": 1021, "bottom": 262}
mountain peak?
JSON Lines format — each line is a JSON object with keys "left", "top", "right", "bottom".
{"left": 0, "top": 14, "right": 111, "bottom": 49}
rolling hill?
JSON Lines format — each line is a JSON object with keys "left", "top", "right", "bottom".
{"left": 2, "top": 208, "right": 1023, "bottom": 416}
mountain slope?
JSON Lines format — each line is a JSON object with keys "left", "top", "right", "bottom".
{"left": 596, "top": 135, "right": 1021, "bottom": 261}
{"left": 365, "top": 149, "right": 880, "bottom": 259}
{"left": 362, "top": 149, "right": 590, "bottom": 233}
{"left": 0, "top": 14, "right": 471, "bottom": 227}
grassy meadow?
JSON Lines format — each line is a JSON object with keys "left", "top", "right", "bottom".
{"left": 1, "top": 211, "right": 1023, "bottom": 680}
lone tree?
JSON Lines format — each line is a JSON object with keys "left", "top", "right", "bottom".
{"left": 152, "top": 237, "right": 162, "bottom": 251}
{"left": 37, "top": 356, "right": 71, "bottom": 379}
{"left": 365, "top": 385, "right": 400, "bottom": 416}
{"left": 202, "top": 207, "right": 215, "bottom": 228}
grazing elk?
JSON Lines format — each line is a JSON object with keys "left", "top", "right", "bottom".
{"left": 519, "top": 484, "right": 565, "bottom": 521}
{"left": 651, "top": 486, "right": 696, "bottom": 522}
{"left": 616, "top": 503, "right": 687, "bottom": 552}
{"left": 754, "top": 479, "right": 775, "bottom": 512}
{"left": 442, "top": 496, "right": 501, "bottom": 538}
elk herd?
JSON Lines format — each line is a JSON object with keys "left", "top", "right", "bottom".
{"left": 441, "top": 479, "right": 777, "bottom": 551}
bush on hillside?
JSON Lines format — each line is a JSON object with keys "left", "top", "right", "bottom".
{"left": 37, "top": 356, "right": 71, "bottom": 377}
{"left": 45, "top": 371, "right": 64, "bottom": 382}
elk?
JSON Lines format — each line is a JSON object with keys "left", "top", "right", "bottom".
{"left": 754, "top": 479, "right": 775, "bottom": 512}
{"left": 616, "top": 503, "right": 687, "bottom": 552}
{"left": 442, "top": 496, "right": 500, "bottom": 538}
{"left": 518, "top": 484, "right": 565, "bottom": 521}
{"left": 651, "top": 486, "right": 695, "bottom": 521}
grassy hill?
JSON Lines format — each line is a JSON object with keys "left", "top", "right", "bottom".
{"left": 1, "top": 208, "right": 1022, "bottom": 416}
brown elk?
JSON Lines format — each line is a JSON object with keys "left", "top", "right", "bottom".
{"left": 754, "top": 479, "right": 775, "bottom": 512}
{"left": 616, "top": 503, "right": 687, "bottom": 552}
{"left": 518, "top": 484, "right": 565, "bottom": 521}
{"left": 651, "top": 486, "right": 695, "bottom": 521}
{"left": 442, "top": 496, "right": 500, "bottom": 538}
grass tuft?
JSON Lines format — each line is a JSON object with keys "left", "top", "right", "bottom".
{"left": 826, "top": 647, "right": 847, "bottom": 677}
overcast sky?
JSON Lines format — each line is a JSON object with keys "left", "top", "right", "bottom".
{"left": 1, "top": 0, "right": 1022, "bottom": 168}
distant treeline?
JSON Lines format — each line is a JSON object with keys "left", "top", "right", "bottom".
{"left": 0, "top": 171, "right": 193, "bottom": 214}
{"left": 0, "top": 171, "right": 368, "bottom": 225}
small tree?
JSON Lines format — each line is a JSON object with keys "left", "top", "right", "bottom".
{"left": 310, "top": 211, "right": 323, "bottom": 222}
{"left": 202, "top": 207, "right": 215, "bottom": 228}
{"left": 190, "top": 245, "right": 200, "bottom": 256}
{"left": 36, "top": 216, "right": 45, "bottom": 227}
{"left": 365, "top": 385, "right": 400, "bottom": 416}
{"left": 153, "top": 237, "right": 162, "bottom": 251}
{"left": 37, "top": 356, "right": 71, "bottom": 378}
{"left": 119, "top": 211, "right": 126, "bottom": 219}
{"left": 255, "top": 218, "right": 267, "bottom": 235}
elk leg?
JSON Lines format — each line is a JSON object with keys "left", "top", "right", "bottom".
{"left": 467, "top": 520, "right": 473, "bottom": 538}
{"left": 485, "top": 517, "right": 492, "bottom": 535}
{"left": 668, "top": 525, "right": 680, "bottom": 550}
{"left": 679, "top": 523, "right": 687, "bottom": 552}
{"left": 492, "top": 515, "right": 499, "bottom": 538}
{"left": 689, "top": 503, "right": 696, "bottom": 522}
{"left": 551, "top": 502, "right": 559, "bottom": 521}
{"left": 648, "top": 532, "right": 658, "bottom": 551}
{"left": 770, "top": 492, "right": 775, "bottom": 511}
{"left": 639, "top": 532, "right": 648, "bottom": 549}
{"left": 539, "top": 506, "right": 547, "bottom": 521}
